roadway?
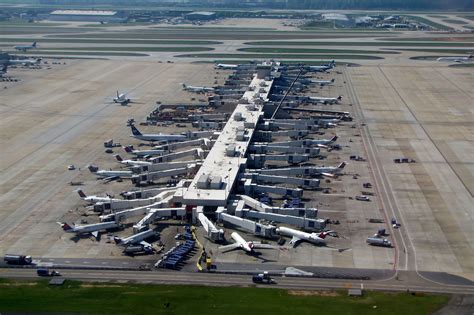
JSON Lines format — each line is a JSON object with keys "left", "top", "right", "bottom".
{"left": 0, "top": 268, "right": 473, "bottom": 295}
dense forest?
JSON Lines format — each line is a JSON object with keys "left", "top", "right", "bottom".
{"left": 36, "top": 0, "right": 474, "bottom": 10}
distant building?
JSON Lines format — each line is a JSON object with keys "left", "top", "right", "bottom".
{"left": 185, "top": 11, "right": 216, "bottom": 21}
{"left": 48, "top": 10, "right": 126, "bottom": 23}
{"left": 321, "top": 13, "right": 348, "bottom": 22}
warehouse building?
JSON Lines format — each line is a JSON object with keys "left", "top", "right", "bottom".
{"left": 184, "top": 11, "right": 217, "bottom": 21}
{"left": 48, "top": 10, "right": 126, "bottom": 23}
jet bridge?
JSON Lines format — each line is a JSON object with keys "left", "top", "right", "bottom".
{"left": 131, "top": 165, "right": 196, "bottom": 184}
{"left": 255, "top": 130, "right": 309, "bottom": 141}
{"left": 148, "top": 148, "right": 204, "bottom": 164}
{"left": 248, "top": 154, "right": 309, "bottom": 168}
{"left": 121, "top": 180, "right": 190, "bottom": 199}
{"left": 194, "top": 206, "right": 224, "bottom": 242}
{"left": 218, "top": 212, "right": 276, "bottom": 238}
{"left": 256, "top": 166, "right": 327, "bottom": 177}
{"left": 241, "top": 173, "right": 320, "bottom": 189}
{"left": 154, "top": 138, "right": 211, "bottom": 152}
{"left": 100, "top": 195, "right": 174, "bottom": 222}
{"left": 238, "top": 194, "right": 317, "bottom": 217}
{"left": 133, "top": 207, "right": 186, "bottom": 233}
{"left": 132, "top": 161, "right": 201, "bottom": 174}
{"left": 249, "top": 144, "right": 320, "bottom": 157}
{"left": 242, "top": 179, "right": 303, "bottom": 198}
{"left": 238, "top": 210, "right": 326, "bottom": 231}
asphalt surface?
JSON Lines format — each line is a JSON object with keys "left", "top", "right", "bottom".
{"left": 0, "top": 268, "right": 473, "bottom": 295}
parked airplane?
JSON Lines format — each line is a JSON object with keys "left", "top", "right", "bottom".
{"left": 308, "top": 60, "right": 335, "bottom": 72}
{"left": 77, "top": 190, "right": 120, "bottom": 203}
{"left": 309, "top": 95, "right": 342, "bottom": 105}
{"left": 113, "top": 91, "right": 131, "bottom": 105}
{"left": 7, "top": 58, "right": 41, "bottom": 66}
{"left": 14, "top": 42, "right": 37, "bottom": 52}
{"left": 115, "top": 155, "right": 152, "bottom": 166}
{"left": 276, "top": 226, "right": 334, "bottom": 248}
{"left": 312, "top": 162, "right": 346, "bottom": 177}
{"left": 58, "top": 221, "right": 120, "bottom": 239}
{"left": 181, "top": 83, "right": 215, "bottom": 93}
{"left": 88, "top": 165, "right": 133, "bottom": 180}
{"left": 312, "top": 135, "right": 338, "bottom": 145}
{"left": 311, "top": 78, "right": 335, "bottom": 86}
{"left": 114, "top": 229, "right": 156, "bottom": 249}
{"left": 130, "top": 125, "right": 187, "bottom": 142}
{"left": 123, "top": 146, "right": 167, "bottom": 157}
{"left": 215, "top": 63, "right": 238, "bottom": 70}
{"left": 0, "top": 64, "right": 7, "bottom": 77}
{"left": 437, "top": 54, "right": 472, "bottom": 62}
{"left": 219, "top": 232, "right": 277, "bottom": 253}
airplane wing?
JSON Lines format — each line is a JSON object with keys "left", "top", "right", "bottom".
{"left": 218, "top": 243, "right": 240, "bottom": 252}
{"left": 140, "top": 241, "right": 152, "bottom": 249}
{"left": 289, "top": 236, "right": 302, "bottom": 248}
{"left": 252, "top": 243, "right": 279, "bottom": 250}
{"left": 103, "top": 176, "right": 120, "bottom": 183}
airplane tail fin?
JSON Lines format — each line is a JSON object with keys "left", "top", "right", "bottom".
{"left": 0, "top": 64, "right": 6, "bottom": 72}
{"left": 181, "top": 83, "right": 186, "bottom": 89}
{"left": 116, "top": 90, "right": 119, "bottom": 98}
{"left": 331, "top": 79, "right": 335, "bottom": 82}
{"left": 331, "top": 135, "right": 338, "bottom": 143}
{"left": 338, "top": 161, "right": 347, "bottom": 169}
{"left": 113, "top": 236, "right": 122, "bottom": 244}
{"left": 337, "top": 95, "right": 343, "bottom": 101}
{"left": 318, "top": 231, "right": 330, "bottom": 239}
{"left": 32, "top": 42, "right": 37, "bottom": 48}
{"left": 115, "top": 154, "right": 123, "bottom": 162}
{"left": 123, "top": 145, "right": 133, "bottom": 153}
{"left": 77, "top": 190, "right": 87, "bottom": 198}
{"left": 59, "top": 222, "right": 72, "bottom": 231}
{"left": 87, "top": 165, "right": 98, "bottom": 173}
{"left": 330, "top": 60, "right": 335, "bottom": 66}
{"left": 130, "top": 125, "right": 142, "bottom": 136}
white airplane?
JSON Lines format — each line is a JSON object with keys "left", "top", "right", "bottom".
{"left": 312, "top": 162, "right": 346, "bottom": 177}
{"left": 88, "top": 165, "right": 133, "bottom": 180}
{"left": 436, "top": 54, "right": 473, "bottom": 62}
{"left": 311, "top": 78, "right": 335, "bottom": 86}
{"left": 113, "top": 91, "right": 131, "bottom": 105}
{"left": 311, "top": 135, "right": 338, "bottom": 145}
{"left": 14, "top": 41, "right": 37, "bottom": 52}
{"left": 7, "top": 58, "right": 41, "bottom": 66}
{"left": 114, "top": 229, "right": 156, "bottom": 249}
{"left": 130, "top": 125, "right": 187, "bottom": 142}
{"left": 123, "top": 146, "right": 167, "bottom": 157}
{"left": 308, "top": 60, "right": 335, "bottom": 72}
{"left": 218, "top": 232, "right": 277, "bottom": 253}
{"left": 215, "top": 63, "right": 238, "bottom": 70}
{"left": 0, "top": 64, "right": 7, "bottom": 77}
{"left": 77, "top": 190, "right": 120, "bottom": 203}
{"left": 58, "top": 221, "right": 120, "bottom": 239}
{"left": 309, "top": 95, "right": 342, "bottom": 105}
{"left": 276, "top": 226, "right": 334, "bottom": 248}
{"left": 181, "top": 83, "right": 215, "bottom": 93}
{"left": 115, "top": 155, "right": 152, "bottom": 167}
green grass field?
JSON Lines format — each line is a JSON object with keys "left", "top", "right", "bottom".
{"left": 5, "top": 51, "right": 149, "bottom": 57}
{"left": 238, "top": 47, "right": 398, "bottom": 54}
{"left": 403, "top": 15, "right": 453, "bottom": 30}
{"left": 9, "top": 46, "right": 214, "bottom": 52}
{"left": 47, "top": 32, "right": 387, "bottom": 41}
{"left": 390, "top": 48, "right": 474, "bottom": 54}
{"left": 176, "top": 53, "right": 383, "bottom": 60}
{"left": 243, "top": 41, "right": 474, "bottom": 47}
{"left": 0, "top": 279, "right": 450, "bottom": 315}
{"left": 442, "top": 19, "right": 469, "bottom": 25}
{"left": 380, "top": 36, "right": 474, "bottom": 42}
{"left": 0, "top": 38, "right": 222, "bottom": 45}
{"left": 460, "top": 15, "right": 474, "bottom": 21}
